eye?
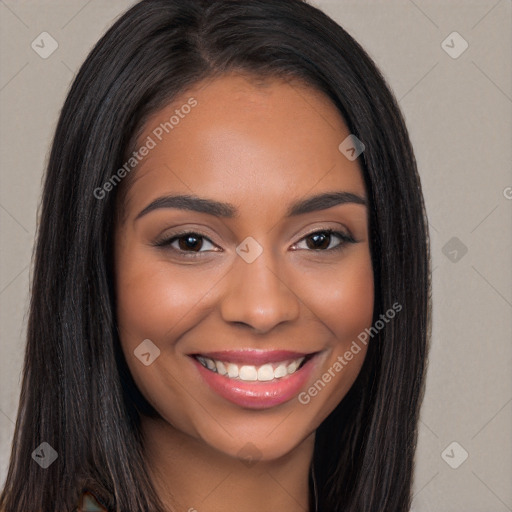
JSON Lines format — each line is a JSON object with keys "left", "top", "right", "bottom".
{"left": 153, "top": 231, "right": 219, "bottom": 257}
{"left": 292, "top": 229, "right": 356, "bottom": 252}
{"left": 153, "top": 228, "right": 356, "bottom": 258}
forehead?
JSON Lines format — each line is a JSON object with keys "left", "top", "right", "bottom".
{"left": 121, "top": 72, "right": 366, "bottom": 218}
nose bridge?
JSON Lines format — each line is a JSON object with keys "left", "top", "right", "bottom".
{"left": 220, "top": 246, "right": 300, "bottom": 332}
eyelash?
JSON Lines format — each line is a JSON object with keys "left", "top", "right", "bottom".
{"left": 152, "top": 228, "right": 356, "bottom": 258}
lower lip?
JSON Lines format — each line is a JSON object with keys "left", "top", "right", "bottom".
{"left": 191, "top": 355, "right": 318, "bottom": 410}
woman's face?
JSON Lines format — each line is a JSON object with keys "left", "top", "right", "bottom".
{"left": 114, "top": 73, "right": 374, "bottom": 461}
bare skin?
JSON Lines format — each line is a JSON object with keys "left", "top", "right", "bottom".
{"left": 114, "top": 72, "right": 374, "bottom": 512}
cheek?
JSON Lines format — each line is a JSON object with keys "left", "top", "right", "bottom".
{"left": 114, "top": 248, "right": 217, "bottom": 433}
{"left": 308, "top": 249, "right": 374, "bottom": 344}
{"left": 115, "top": 250, "right": 216, "bottom": 347}
{"left": 114, "top": 248, "right": 210, "bottom": 401}
{"left": 295, "top": 249, "right": 374, "bottom": 416}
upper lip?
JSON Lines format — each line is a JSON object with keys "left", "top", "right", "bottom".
{"left": 190, "top": 349, "right": 315, "bottom": 365}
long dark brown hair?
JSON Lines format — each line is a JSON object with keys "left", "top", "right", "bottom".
{"left": 0, "top": 1, "right": 431, "bottom": 510}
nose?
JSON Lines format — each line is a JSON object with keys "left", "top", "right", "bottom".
{"left": 220, "top": 250, "right": 301, "bottom": 334}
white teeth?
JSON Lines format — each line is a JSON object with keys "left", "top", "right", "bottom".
{"left": 196, "top": 355, "right": 306, "bottom": 381}
{"left": 287, "top": 360, "right": 300, "bottom": 374}
{"left": 227, "top": 363, "right": 239, "bottom": 378}
{"left": 216, "top": 360, "right": 227, "bottom": 376}
{"left": 239, "top": 365, "right": 258, "bottom": 381}
{"left": 274, "top": 364, "right": 288, "bottom": 378}
{"left": 257, "top": 364, "right": 275, "bottom": 381}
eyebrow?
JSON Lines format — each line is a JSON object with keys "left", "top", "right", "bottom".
{"left": 135, "top": 191, "right": 367, "bottom": 221}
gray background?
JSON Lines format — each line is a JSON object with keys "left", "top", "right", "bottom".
{"left": 0, "top": 1, "right": 510, "bottom": 510}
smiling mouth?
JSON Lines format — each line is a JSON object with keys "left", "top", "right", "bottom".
{"left": 192, "top": 353, "right": 314, "bottom": 382}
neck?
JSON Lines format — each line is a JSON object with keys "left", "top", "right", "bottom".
{"left": 141, "top": 415, "right": 316, "bottom": 512}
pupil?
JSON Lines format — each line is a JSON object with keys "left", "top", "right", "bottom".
{"left": 308, "top": 232, "right": 329, "bottom": 250}
{"left": 179, "top": 235, "right": 201, "bottom": 251}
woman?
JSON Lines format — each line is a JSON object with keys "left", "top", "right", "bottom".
{"left": 0, "top": 0, "right": 431, "bottom": 510}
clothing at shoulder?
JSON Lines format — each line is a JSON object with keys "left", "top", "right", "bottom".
{"left": 76, "top": 491, "right": 108, "bottom": 512}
